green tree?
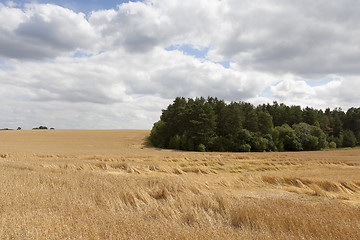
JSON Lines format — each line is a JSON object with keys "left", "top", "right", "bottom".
{"left": 257, "top": 111, "right": 273, "bottom": 135}
{"left": 303, "top": 107, "right": 319, "bottom": 126}
{"left": 150, "top": 96, "right": 357, "bottom": 152}
{"left": 233, "top": 129, "right": 252, "bottom": 152}
{"left": 244, "top": 110, "right": 258, "bottom": 132}
{"left": 275, "top": 124, "right": 302, "bottom": 151}
{"left": 342, "top": 130, "right": 356, "bottom": 147}
{"left": 168, "top": 135, "right": 181, "bottom": 150}
{"left": 216, "top": 102, "right": 242, "bottom": 137}
{"left": 250, "top": 136, "right": 269, "bottom": 152}
{"left": 185, "top": 98, "right": 216, "bottom": 147}
{"left": 160, "top": 97, "right": 187, "bottom": 137}
{"left": 311, "top": 125, "right": 328, "bottom": 149}
{"left": 149, "top": 120, "right": 168, "bottom": 148}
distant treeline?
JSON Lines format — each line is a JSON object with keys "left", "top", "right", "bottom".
{"left": 1, "top": 126, "right": 54, "bottom": 130}
{"left": 149, "top": 97, "right": 360, "bottom": 152}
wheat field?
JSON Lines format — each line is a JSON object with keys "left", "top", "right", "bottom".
{"left": 0, "top": 129, "right": 359, "bottom": 239}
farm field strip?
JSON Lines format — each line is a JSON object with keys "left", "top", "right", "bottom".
{"left": 0, "top": 130, "right": 359, "bottom": 239}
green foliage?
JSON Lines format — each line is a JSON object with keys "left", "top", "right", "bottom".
{"left": 342, "top": 130, "right": 356, "bottom": 147}
{"left": 263, "top": 134, "right": 277, "bottom": 151}
{"left": 169, "top": 135, "right": 181, "bottom": 150}
{"left": 334, "top": 134, "right": 344, "bottom": 148}
{"left": 197, "top": 144, "right": 206, "bottom": 152}
{"left": 250, "top": 136, "right": 269, "bottom": 152}
{"left": 293, "top": 123, "right": 328, "bottom": 150}
{"left": 239, "top": 144, "right": 251, "bottom": 152}
{"left": 257, "top": 111, "right": 273, "bottom": 135}
{"left": 329, "top": 141, "right": 337, "bottom": 149}
{"left": 33, "top": 126, "right": 48, "bottom": 130}
{"left": 149, "top": 120, "right": 168, "bottom": 148}
{"left": 150, "top": 97, "right": 360, "bottom": 152}
{"left": 275, "top": 124, "right": 302, "bottom": 151}
{"left": 293, "top": 123, "right": 314, "bottom": 150}
{"left": 311, "top": 124, "right": 328, "bottom": 149}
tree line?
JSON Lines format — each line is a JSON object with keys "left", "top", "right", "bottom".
{"left": 149, "top": 97, "right": 360, "bottom": 152}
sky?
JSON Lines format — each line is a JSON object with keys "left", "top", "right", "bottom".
{"left": 0, "top": 0, "right": 359, "bottom": 129}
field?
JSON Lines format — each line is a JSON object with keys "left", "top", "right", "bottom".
{"left": 0, "top": 130, "right": 359, "bottom": 239}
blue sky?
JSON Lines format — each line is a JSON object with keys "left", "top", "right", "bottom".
{"left": 0, "top": 0, "right": 359, "bottom": 129}
{"left": 0, "top": 0, "right": 142, "bottom": 13}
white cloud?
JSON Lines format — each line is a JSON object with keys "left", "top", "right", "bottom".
{"left": 271, "top": 76, "right": 315, "bottom": 101}
{"left": 0, "top": 4, "right": 98, "bottom": 59}
{"left": 1, "top": 0, "right": 360, "bottom": 129}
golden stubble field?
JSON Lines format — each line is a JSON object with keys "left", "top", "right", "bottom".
{"left": 0, "top": 130, "right": 359, "bottom": 239}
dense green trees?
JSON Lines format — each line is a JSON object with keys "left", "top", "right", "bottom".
{"left": 150, "top": 97, "right": 360, "bottom": 152}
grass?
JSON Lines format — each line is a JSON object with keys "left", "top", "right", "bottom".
{"left": 0, "top": 130, "right": 359, "bottom": 239}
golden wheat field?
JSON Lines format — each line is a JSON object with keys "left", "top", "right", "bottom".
{"left": 0, "top": 129, "right": 359, "bottom": 239}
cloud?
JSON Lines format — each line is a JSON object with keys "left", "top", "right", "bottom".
{"left": 207, "top": 0, "right": 360, "bottom": 76}
{"left": 1, "top": 46, "right": 272, "bottom": 105}
{"left": 0, "top": 96, "right": 168, "bottom": 130}
{"left": 271, "top": 77, "right": 315, "bottom": 101}
{"left": 0, "top": 4, "right": 97, "bottom": 59}
{"left": 3, "top": 0, "right": 360, "bottom": 74}
{"left": 1, "top": 0, "right": 360, "bottom": 129}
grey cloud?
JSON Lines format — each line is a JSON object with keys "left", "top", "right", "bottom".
{"left": 0, "top": 4, "right": 96, "bottom": 60}
{"left": 30, "top": 87, "right": 116, "bottom": 104}
{"left": 211, "top": 0, "right": 360, "bottom": 76}
{"left": 0, "top": 33, "right": 55, "bottom": 59}
{"left": 122, "top": 32, "right": 160, "bottom": 53}
{"left": 16, "top": 15, "right": 79, "bottom": 51}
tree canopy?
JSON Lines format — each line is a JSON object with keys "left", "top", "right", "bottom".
{"left": 149, "top": 97, "right": 360, "bottom": 152}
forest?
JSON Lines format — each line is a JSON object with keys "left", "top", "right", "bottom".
{"left": 149, "top": 97, "right": 360, "bottom": 152}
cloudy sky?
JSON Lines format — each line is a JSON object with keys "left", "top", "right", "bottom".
{"left": 0, "top": 0, "right": 359, "bottom": 129}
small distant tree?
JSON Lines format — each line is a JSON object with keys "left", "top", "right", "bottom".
{"left": 33, "top": 126, "right": 48, "bottom": 130}
{"left": 17, "top": 127, "right": 21, "bottom": 130}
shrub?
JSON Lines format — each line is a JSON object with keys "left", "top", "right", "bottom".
{"left": 197, "top": 144, "right": 206, "bottom": 152}
{"left": 329, "top": 141, "right": 336, "bottom": 149}
{"left": 250, "top": 136, "right": 268, "bottom": 152}
{"left": 238, "top": 144, "right": 251, "bottom": 152}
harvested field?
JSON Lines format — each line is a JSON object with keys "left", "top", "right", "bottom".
{"left": 0, "top": 130, "right": 359, "bottom": 239}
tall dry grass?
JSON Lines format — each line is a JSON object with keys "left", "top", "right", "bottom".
{"left": 0, "top": 130, "right": 360, "bottom": 239}
{"left": 1, "top": 159, "right": 359, "bottom": 239}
